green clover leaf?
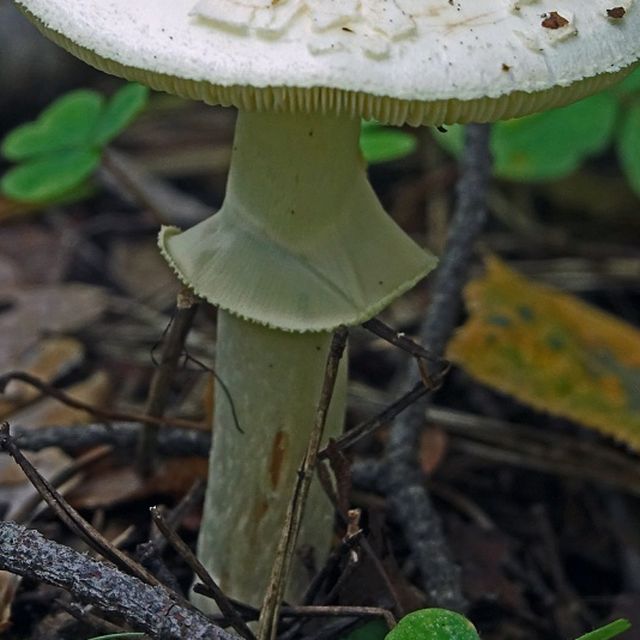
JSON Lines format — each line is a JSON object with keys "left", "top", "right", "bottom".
{"left": 1, "top": 149, "right": 101, "bottom": 203}
{"left": 360, "top": 121, "right": 417, "bottom": 164}
{"left": 2, "top": 90, "right": 104, "bottom": 161}
{"left": 433, "top": 92, "right": 618, "bottom": 182}
{"left": 617, "top": 98, "right": 640, "bottom": 197}
{"left": 1, "top": 83, "right": 149, "bottom": 204}
{"left": 385, "top": 609, "right": 480, "bottom": 640}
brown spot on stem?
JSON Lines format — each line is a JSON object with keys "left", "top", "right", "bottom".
{"left": 269, "top": 430, "right": 289, "bottom": 490}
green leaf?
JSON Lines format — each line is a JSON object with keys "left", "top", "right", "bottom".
{"left": 575, "top": 619, "right": 631, "bottom": 640}
{"left": 342, "top": 620, "right": 389, "bottom": 640}
{"left": 491, "top": 92, "right": 618, "bottom": 181}
{"left": 1, "top": 90, "right": 104, "bottom": 160}
{"left": 361, "top": 119, "right": 381, "bottom": 132}
{"left": 0, "top": 149, "right": 101, "bottom": 203}
{"left": 617, "top": 99, "right": 640, "bottom": 196}
{"left": 93, "top": 83, "right": 149, "bottom": 146}
{"left": 612, "top": 66, "right": 640, "bottom": 99}
{"left": 432, "top": 124, "right": 465, "bottom": 158}
{"left": 385, "top": 609, "right": 480, "bottom": 640}
{"left": 432, "top": 93, "right": 618, "bottom": 182}
{"left": 360, "top": 124, "right": 417, "bottom": 164}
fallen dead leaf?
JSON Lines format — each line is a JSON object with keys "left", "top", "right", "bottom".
{"left": 419, "top": 426, "right": 448, "bottom": 475}
{"left": 0, "top": 223, "right": 69, "bottom": 285}
{"left": 448, "top": 256, "right": 640, "bottom": 449}
{"left": 448, "top": 517, "right": 526, "bottom": 611}
{"left": 109, "top": 238, "right": 178, "bottom": 308}
{"left": 0, "top": 570, "right": 19, "bottom": 632}
{"left": 0, "top": 255, "right": 19, "bottom": 287}
{"left": 0, "top": 283, "right": 108, "bottom": 367}
{"left": 0, "top": 196, "right": 37, "bottom": 224}
{"left": 0, "top": 336, "right": 85, "bottom": 418}
{"left": 8, "top": 370, "right": 111, "bottom": 427}
{"left": 68, "top": 456, "right": 207, "bottom": 509}
{"left": 0, "top": 371, "right": 112, "bottom": 521}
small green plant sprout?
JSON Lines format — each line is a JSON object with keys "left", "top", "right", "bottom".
{"left": 360, "top": 120, "right": 417, "bottom": 164}
{"left": 380, "top": 609, "right": 630, "bottom": 640}
{"left": 575, "top": 619, "right": 632, "bottom": 640}
{"left": 385, "top": 609, "right": 480, "bottom": 640}
{"left": 0, "top": 83, "right": 148, "bottom": 204}
{"left": 434, "top": 66, "right": 640, "bottom": 194}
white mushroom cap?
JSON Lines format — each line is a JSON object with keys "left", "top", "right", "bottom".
{"left": 15, "top": 0, "right": 640, "bottom": 123}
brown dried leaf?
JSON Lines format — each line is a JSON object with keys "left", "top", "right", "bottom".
{"left": 448, "top": 257, "right": 640, "bottom": 449}
{"left": 109, "top": 238, "right": 178, "bottom": 306}
{"left": 0, "top": 196, "right": 36, "bottom": 224}
{"left": 0, "top": 223, "right": 69, "bottom": 284}
{"left": 419, "top": 426, "right": 448, "bottom": 475}
{"left": 0, "top": 284, "right": 108, "bottom": 366}
{"left": 0, "top": 447, "right": 73, "bottom": 520}
{"left": 0, "top": 256, "right": 20, "bottom": 287}
{"left": 0, "top": 336, "right": 85, "bottom": 418}
{"left": 449, "top": 518, "right": 526, "bottom": 611}
{"left": 0, "top": 571, "right": 20, "bottom": 632}
{"left": 8, "top": 370, "right": 111, "bottom": 427}
{"left": 0, "top": 372, "right": 111, "bottom": 520}
{"left": 68, "top": 456, "right": 207, "bottom": 509}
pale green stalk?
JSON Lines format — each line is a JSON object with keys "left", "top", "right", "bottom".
{"left": 193, "top": 312, "right": 346, "bottom": 608}
{"left": 160, "top": 111, "right": 436, "bottom": 608}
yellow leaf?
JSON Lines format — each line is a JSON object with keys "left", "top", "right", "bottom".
{"left": 447, "top": 256, "right": 640, "bottom": 449}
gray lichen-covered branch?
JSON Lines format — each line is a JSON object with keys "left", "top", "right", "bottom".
{"left": 0, "top": 521, "right": 237, "bottom": 640}
{"left": 385, "top": 123, "right": 493, "bottom": 612}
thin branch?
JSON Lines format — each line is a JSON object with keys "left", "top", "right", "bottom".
{"left": 193, "top": 583, "right": 395, "bottom": 629}
{"left": 101, "top": 148, "right": 212, "bottom": 227}
{"left": 257, "top": 327, "right": 349, "bottom": 640}
{"left": 320, "top": 381, "right": 428, "bottom": 459}
{"left": 279, "top": 605, "right": 395, "bottom": 629}
{"left": 301, "top": 529, "right": 363, "bottom": 606}
{"left": 137, "top": 287, "right": 199, "bottom": 475}
{"left": 384, "top": 123, "right": 492, "bottom": 611}
{"left": 149, "top": 479, "right": 206, "bottom": 550}
{"left": 135, "top": 482, "right": 207, "bottom": 595}
{"left": 362, "top": 318, "right": 443, "bottom": 365}
{"left": 0, "top": 521, "right": 237, "bottom": 640}
{"left": 150, "top": 506, "right": 255, "bottom": 640}
{"left": 11, "top": 445, "right": 112, "bottom": 524}
{"left": 15, "top": 413, "right": 639, "bottom": 496}
{"left": 0, "top": 423, "right": 162, "bottom": 590}
{"left": 0, "top": 372, "right": 202, "bottom": 430}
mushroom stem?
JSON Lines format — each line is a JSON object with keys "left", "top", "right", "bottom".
{"left": 160, "top": 110, "right": 436, "bottom": 608}
{"left": 194, "top": 311, "right": 347, "bottom": 609}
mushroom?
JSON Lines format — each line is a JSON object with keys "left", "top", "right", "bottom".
{"left": 13, "top": 0, "right": 640, "bottom": 611}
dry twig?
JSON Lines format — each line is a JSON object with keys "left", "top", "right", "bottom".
{"left": 137, "top": 287, "right": 199, "bottom": 474}
{"left": 0, "top": 371, "right": 202, "bottom": 430}
{"left": 385, "top": 123, "right": 492, "bottom": 611}
{"left": 0, "top": 423, "right": 163, "bottom": 589}
{"left": 150, "top": 506, "right": 255, "bottom": 640}
{"left": 0, "top": 521, "right": 236, "bottom": 640}
{"left": 257, "top": 327, "right": 349, "bottom": 640}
